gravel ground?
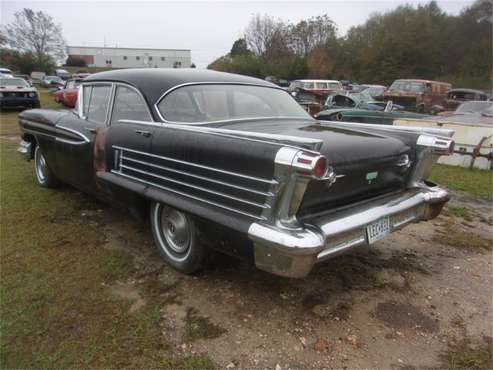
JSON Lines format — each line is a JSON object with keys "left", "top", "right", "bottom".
{"left": 99, "top": 192, "right": 493, "bottom": 369}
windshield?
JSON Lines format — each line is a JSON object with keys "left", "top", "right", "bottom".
{"left": 456, "top": 101, "right": 493, "bottom": 114}
{"left": 158, "top": 84, "right": 311, "bottom": 123}
{"left": 388, "top": 81, "right": 425, "bottom": 93}
{"left": 0, "top": 78, "right": 28, "bottom": 87}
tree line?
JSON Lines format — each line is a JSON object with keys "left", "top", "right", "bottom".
{"left": 208, "top": 0, "right": 492, "bottom": 89}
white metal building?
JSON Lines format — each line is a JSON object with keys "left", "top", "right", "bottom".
{"left": 67, "top": 46, "right": 192, "bottom": 69}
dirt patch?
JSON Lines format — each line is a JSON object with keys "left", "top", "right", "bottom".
{"left": 374, "top": 300, "right": 439, "bottom": 333}
{"left": 110, "top": 281, "right": 146, "bottom": 313}
{"left": 183, "top": 307, "right": 227, "bottom": 342}
{"left": 433, "top": 223, "right": 493, "bottom": 251}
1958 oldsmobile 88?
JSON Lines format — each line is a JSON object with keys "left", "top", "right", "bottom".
{"left": 17, "top": 69, "right": 454, "bottom": 278}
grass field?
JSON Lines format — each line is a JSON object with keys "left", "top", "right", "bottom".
{"left": 0, "top": 88, "right": 214, "bottom": 368}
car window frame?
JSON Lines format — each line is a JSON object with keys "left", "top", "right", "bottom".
{"left": 154, "top": 82, "right": 310, "bottom": 125}
{"left": 108, "top": 83, "right": 154, "bottom": 125}
{"left": 77, "top": 82, "right": 114, "bottom": 125}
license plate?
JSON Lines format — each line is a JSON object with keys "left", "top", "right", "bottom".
{"left": 366, "top": 217, "right": 390, "bottom": 244}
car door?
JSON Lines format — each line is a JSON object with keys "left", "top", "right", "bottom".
{"left": 55, "top": 83, "right": 113, "bottom": 192}
{"left": 103, "top": 84, "right": 157, "bottom": 197}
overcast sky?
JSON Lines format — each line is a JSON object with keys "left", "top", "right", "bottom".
{"left": 1, "top": 0, "right": 473, "bottom": 67}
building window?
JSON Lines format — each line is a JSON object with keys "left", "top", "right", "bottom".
{"left": 136, "top": 56, "right": 140, "bottom": 61}
{"left": 161, "top": 57, "right": 165, "bottom": 61}
{"left": 173, "top": 61, "right": 182, "bottom": 68}
{"left": 123, "top": 56, "right": 127, "bottom": 60}
{"left": 148, "top": 56, "right": 153, "bottom": 61}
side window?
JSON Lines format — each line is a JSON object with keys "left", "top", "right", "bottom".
{"left": 86, "top": 85, "right": 111, "bottom": 124}
{"left": 111, "top": 85, "right": 152, "bottom": 123}
{"left": 82, "top": 85, "right": 92, "bottom": 117}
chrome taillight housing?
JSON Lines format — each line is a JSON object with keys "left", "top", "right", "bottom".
{"left": 293, "top": 151, "right": 330, "bottom": 179}
{"left": 417, "top": 135, "right": 455, "bottom": 156}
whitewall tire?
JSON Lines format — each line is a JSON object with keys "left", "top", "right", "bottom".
{"left": 34, "top": 145, "right": 59, "bottom": 188}
{"left": 150, "top": 201, "right": 206, "bottom": 274}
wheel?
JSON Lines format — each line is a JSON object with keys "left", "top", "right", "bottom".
{"left": 150, "top": 202, "right": 206, "bottom": 274}
{"left": 34, "top": 145, "right": 59, "bottom": 188}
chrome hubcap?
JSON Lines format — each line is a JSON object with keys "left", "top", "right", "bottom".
{"left": 160, "top": 206, "right": 191, "bottom": 254}
{"left": 35, "top": 148, "right": 47, "bottom": 182}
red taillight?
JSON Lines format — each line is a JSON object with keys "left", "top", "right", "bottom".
{"left": 293, "top": 152, "right": 329, "bottom": 179}
{"left": 313, "top": 156, "right": 328, "bottom": 179}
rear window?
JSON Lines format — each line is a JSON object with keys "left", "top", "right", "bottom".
{"left": 157, "top": 84, "right": 310, "bottom": 123}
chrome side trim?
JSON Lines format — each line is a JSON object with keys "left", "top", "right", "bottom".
{"left": 119, "top": 164, "right": 270, "bottom": 209}
{"left": 110, "top": 170, "right": 266, "bottom": 221}
{"left": 112, "top": 145, "right": 276, "bottom": 185}
{"left": 319, "top": 120, "right": 455, "bottom": 138}
{"left": 55, "top": 124, "right": 90, "bottom": 143}
{"left": 121, "top": 155, "right": 273, "bottom": 196}
{"left": 118, "top": 119, "right": 323, "bottom": 151}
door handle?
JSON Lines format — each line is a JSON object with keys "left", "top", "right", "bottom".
{"left": 84, "top": 127, "right": 97, "bottom": 134}
{"left": 134, "top": 129, "right": 152, "bottom": 138}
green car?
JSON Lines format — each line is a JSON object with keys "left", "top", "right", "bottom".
{"left": 315, "top": 107, "right": 431, "bottom": 125}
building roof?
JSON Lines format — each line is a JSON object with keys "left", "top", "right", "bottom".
{"left": 85, "top": 68, "right": 276, "bottom": 108}
{"left": 67, "top": 45, "right": 190, "bottom": 52}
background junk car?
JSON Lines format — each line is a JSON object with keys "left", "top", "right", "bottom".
{"left": 17, "top": 69, "right": 455, "bottom": 278}
{"left": 0, "top": 77, "right": 40, "bottom": 110}
{"left": 384, "top": 79, "right": 451, "bottom": 113}
{"left": 53, "top": 78, "right": 83, "bottom": 107}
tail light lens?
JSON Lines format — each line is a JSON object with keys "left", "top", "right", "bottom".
{"left": 313, "top": 156, "right": 328, "bottom": 179}
{"left": 293, "top": 152, "right": 329, "bottom": 179}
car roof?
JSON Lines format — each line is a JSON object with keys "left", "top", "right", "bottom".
{"left": 296, "top": 79, "right": 340, "bottom": 83}
{"left": 448, "top": 88, "right": 485, "bottom": 94}
{"left": 85, "top": 68, "right": 276, "bottom": 105}
{"left": 393, "top": 79, "right": 451, "bottom": 85}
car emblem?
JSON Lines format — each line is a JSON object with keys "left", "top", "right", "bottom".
{"left": 366, "top": 171, "right": 378, "bottom": 184}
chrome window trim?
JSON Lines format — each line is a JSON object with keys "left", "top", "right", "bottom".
{"left": 78, "top": 81, "right": 114, "bottom": 124}
{"left": 109, "top": 82, "right": 155, "bottom": 126}
{"left": 153, "top": 82, "right": 313, "bottom": 125}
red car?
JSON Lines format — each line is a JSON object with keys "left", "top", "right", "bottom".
{"left": 53, "top": 79, "right": 82, "bottom": 107}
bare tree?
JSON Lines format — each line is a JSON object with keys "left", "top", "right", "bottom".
{"left": 245, "top": 14, "right": 285, "bottom": 57}
{"left": 4, "top": 8, "right": 66, "bottom": 60}
{"left": 290, "top": 15, "right": 338, "bottom": 56}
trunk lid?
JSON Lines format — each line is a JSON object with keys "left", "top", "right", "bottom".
{"left": 220, "top": 119, "right": 413, "bottom": 217}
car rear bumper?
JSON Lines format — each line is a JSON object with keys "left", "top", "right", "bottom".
{"left": 248, "top": 182, "right": 449, "bottom": 278}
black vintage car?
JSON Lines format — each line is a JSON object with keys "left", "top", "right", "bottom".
{"left": 17, "top": 69, "right": 454, "bottom": 278}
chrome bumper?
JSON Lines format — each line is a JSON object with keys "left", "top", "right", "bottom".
{"left": 17, "top": 140, "right": 32, "bottom": 160}
{"left": 248, "top": 183, "right": 449, "bottom": 278}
